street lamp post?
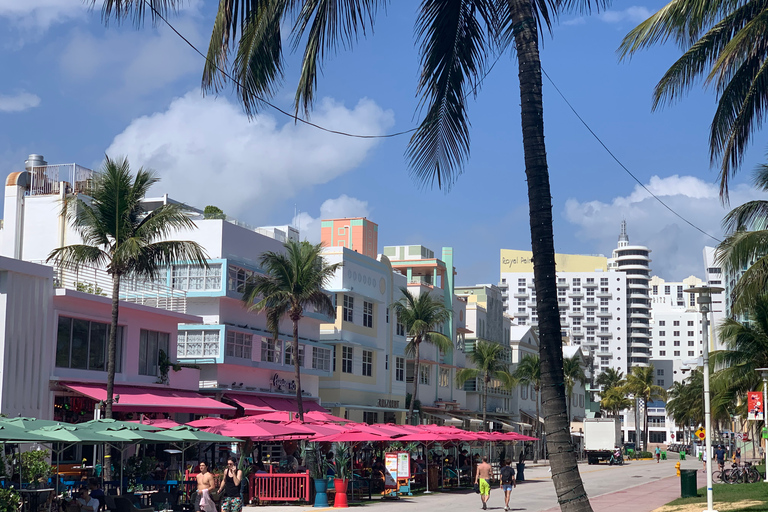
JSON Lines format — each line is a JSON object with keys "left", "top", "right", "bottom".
{"left": 686, "top": 285, "right": 723, "bottom": 512}
{"left": 757, "top": 368, "right": 768, "bottom": 482}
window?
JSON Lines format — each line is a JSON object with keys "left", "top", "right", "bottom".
{"left": 56, "top": 316, "right": 123, "bottom": 372}
{"left": 227, "top": 265, "right": 254, "bottom": 293}
{"left": 674, "top": 340, "right": 680, "bottom": 346}
{"left": 674, "top": 350, "right": 680, "bottom": 356}
{"left": 224, "top": 331, "right": 251, "bottom": 359}
{"left": 312, "top": 347, "right": 331, "bottom": 371}
{"left": 396, "top": 314, "right": 406, "bottom": 337}
{"left": 342, "top": 346, "right": 353, "bottom": 373}
{"left": 653, "top": 285, "right": 658, "bottom": 295}
{"left": 178, "top": 330, "right": 220, "bottom": 358}
{"left": 673, "top": 331, "right": 680, "bottom": 337}
{"left": 521, "top": 385, "right": 528, "bottom": 400}
{"left": 363, "top": 411, "right": 378, "bottom": 424}
{"left": 343, "top": 295, "right": 354, "bottom": 322}
{"left": 688, "top": 340, "right": 694, "bottom": 346}
{"left": 659, "top": 331, "right": 665, "bottom": 336}
{"left": 259, "top": 338, "right": 281, "bottom": 363}
{"left": 363, "top": 301, "right": 373, "bottom": 328}
{"left": 687, "top": 321, "right": 694, "bottom": 326}
{"left": 664, "top": 286, "right": 670, "bottom": 294}
{"left": 673, "top": 321, "right": 680, "bottom": 326}
{"left": 386, "top": 308, "right": 389, "bottom": 323}
{"left": 395, "top": 357, "right": 405, "bottom": 381}
{"left": 687, "top": 331, "right": 694, "bottom": 337}
{"left": 659, "top": 340, "right": 666, "bottom": 346}
{"left": 440, "top": 367, "right": 450, "bottom": 387}
{"left": 600, "top": 278, "right": 608, "bottom": 285}
{"left": 659, "top": 320, "right": 665, "bottom": 326}
{"left": 284, "top": 344, "right": 305, "bottom": 367}
{"left": 172, "top": 263, "right": 222, "bottom": 291}
{"left": 659, "top": 350, "right": 666, "bottom": 356}
{"left": 518, "top": 278, "right": 526, "bottom": 286}
{"left": 362, "top": 350, "right": 373, "bottom": 377}
{"left": 688, "top": 351, "right": 695, "bottom": 356}
{"left": 657, "top": 369, "right": 664, "bottom": 376}
{"left": 138, "top": 330, "right": 171, "bottom": 376}
{"left": 419, "top": 365, "right": 431, "bottom": 385}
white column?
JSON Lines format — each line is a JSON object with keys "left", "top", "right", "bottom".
{"left": 702, "top": 307, "right": 716, "bottom": 512}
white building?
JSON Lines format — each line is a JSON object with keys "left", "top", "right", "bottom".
{"left": 703, "top": 246, "right": 728, "bottom": 350}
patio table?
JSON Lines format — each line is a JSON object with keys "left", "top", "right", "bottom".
{"left": 19, "top": 487, "right": 54, "bottom": 512}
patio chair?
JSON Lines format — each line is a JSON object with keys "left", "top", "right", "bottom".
{"left": 104, "top": 495, "right": 117, "bottom": 512}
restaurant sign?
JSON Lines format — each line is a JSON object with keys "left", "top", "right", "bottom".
{"left": 272, "top": 374, "right": 297, "bottom": 392}
{"left": 377, "top": 398, "right": 400, "bottom": 408}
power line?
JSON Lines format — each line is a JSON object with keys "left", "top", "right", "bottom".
{"left": 541, "top": 67, "right": 723, "bottom": 244}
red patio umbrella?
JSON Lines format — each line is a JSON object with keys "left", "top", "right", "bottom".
{"left": 205, "top": 420, "right": 304, "bottom": 440}
{"left": 186, "top": 417, "right": 229, "bottom": 428}
{"left": 130, "top": 418, "right": 181, "bottom": 429}
{"left": 305, "top": 411, "right": 349, "bottom": 423}
{"left": 312, "top": 429, "right": 394, "bottom": 443}
{"left": 367, "top": 424, "right": 419, "bottom": 437}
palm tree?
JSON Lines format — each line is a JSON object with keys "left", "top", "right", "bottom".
{"left": 514, "top": 354, "right": 542, "bottom": 462}
{"left": 714, "top": 295, "right": 768, "bottom": 394}
{"left": 47, "top": 156, "right": 207, "bottom": 419}
{"left": 595, "top": 368, "right": 625, "bottom": 393}
{"left": 619, "top": 0, "right": 768, "bottom": 198}
{"left": 563, "top": 354, "right": 587, "bottom": 424}
{"left": 391, "top": 288, "right": 452, "bottom": 425}
{"left": 96, "top": 0, "right": 611, "bottom": 508}
{"left": 625, "top": 365, "right": 667, "bottom": 451}
{"left": 666, "top": 370, "right": 704, "bottom": 446}
{"left": 600, "top": 387, "right": 632, "bottom": 419}
{"left": 716, "top": 165, "right": 768, "bottom": 315}
{"left": 242, "top": 240, "right": 340, "bottom": 422}
{"left": 456, "top": 340, "right": 517, "bottom": 432}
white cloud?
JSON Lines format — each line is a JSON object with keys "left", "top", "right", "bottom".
{"left": 106, "top": 92, "right": 394, "bottom": 221}
{"left": 599, "top": 6, "right": 652, "bottom": 24}
{"left": 0, "top": 0, "right": 87, "bottom": 29}
{"left": 563, "top": 175, "right": 763, "bottom": 280}
{"left": 293, "top": 195, "right": 372, "bottom": 243}
{"left": 0, "top": 91, "right": 40, "bottom": 112}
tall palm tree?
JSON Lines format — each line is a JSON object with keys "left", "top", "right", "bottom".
{"left": 563, "top": 354, "right": 587, "bottom": 424}
{"left": 391, "top": 288, "right": 452, "bottom": 425}
{"left": 95, "top": 1, "right": 610, "bottom": 508}
{"left": 242, "top": 240, "right": 340, "bottom": 422}
{"left": 514, "top": 354, "right": 542, "bottom": 462}
{"left": 716, "top": 165, "right": 768, "bottom": 315}
{"left": 666, "top": 370, "right": 704, "bottom": 446}
{"left": 47, "top": 156, "right": 208, "bottom": 419}
{"left": 625, "top": 365, "right": 667, "bottom": 450}
{"left": 456, "top": 340, "right": 517, "bottom": 432}
{"left": 619, "top": 0, "right": 768, "bottom": 198}
{"left": 714, "top": 295, "right": 768, "bottom": 394}
{"left": 595, "top": 368, "right": 625, "bottom": 393}
{"left": 600, "top": 387, "right": 632, "bottom": 419}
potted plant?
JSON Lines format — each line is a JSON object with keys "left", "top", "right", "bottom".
{"left": 302, "top": 444, "right": 329, "bottom": 507}
{"left": 331, "top": 444, "right": 351, "bottom": 508}
{"left": 21, "top": 449, "right": 53, "bottom": 488}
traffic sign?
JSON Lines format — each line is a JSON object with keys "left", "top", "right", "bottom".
{"left": 735, "top": 433, "right": 744, "bottom": 440}
{"left": 670, "top": 433, "right": 675, "bottom": 439}
{"left": 696, "top": 429, "right": 706, "bottom": 440}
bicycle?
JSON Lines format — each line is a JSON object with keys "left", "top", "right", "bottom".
{"left": 724, "top": 462, "right": 760, "bottom": 484}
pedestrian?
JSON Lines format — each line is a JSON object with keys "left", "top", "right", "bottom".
{"left": 218, "top": 456, "right": 243, "bottom": 512}
{"left": 714, "top": 445, "right": 726, "bottom": 471}
{"left": 499, "top": 458, "right": 516, "bottom": 511}
{"left": 655, "top": 446, "right": 660, "bottom": 463}
{"left": 760, "top": 446, "right": 765, "bottom": 460}
{"left": 734, "top": 447, "right": 741, "bottom": 466}
{"left": 702, "top": 447, "right": 708, "bottom": 471}
{"left": 475, "top": 456, "right": 493, "bottom": 510}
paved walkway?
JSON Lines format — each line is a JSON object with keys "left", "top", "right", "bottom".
{"left": 539, "top": 467, "right": 705, "bottom": 512}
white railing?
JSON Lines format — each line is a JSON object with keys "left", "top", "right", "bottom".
{"left": 28, "top": 164, "right": 94, "bottom": 196}
{"left": 41, "top": 261, "right": 187, "bottom": 313}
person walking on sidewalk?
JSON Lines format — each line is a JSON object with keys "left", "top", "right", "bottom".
{"left": 655, "top": 446, "right": 660, "bottom": 463}
{"left": 499, "top": 459, "right": 516, "bottom": 511}
{"left": 475, "top": 456, "right": 493, "bottom": 510}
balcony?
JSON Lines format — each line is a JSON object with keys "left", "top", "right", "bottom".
{"left": 596, "top": 292, "right": 612, "bottom": 299}
{"left": 557, "top": 302, "right": 570, "bottom": 310}
{"left": 583, "top": 321, "right": 598, "bottom": 328}
{"left": 28, "top": 163, "right": 95, "bottom": 196}
{"left": 597, "top": 349, "right": 612, "bottom": 356}
{"left": 569, "top": 310, "right": 584, "bottom": 317}
{"left": 513, "top": 310, "right": 529, "bottom": 317}
{"left": 596, "top": 311, "right": 612, "bottom": 318}
{"left": 568, "top": 291, "right": 584, "bottom": 299}
{"left": 597, "top": 331, "right": 613, "bottom": 338}
{"left": 514, "top": 292, "right": 529, "bottom": 299}
{"left": 583, "top": 281, "right": 598, "bottom": 288}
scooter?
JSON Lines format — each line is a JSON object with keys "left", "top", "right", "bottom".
{"left": 609, "top": 452, "right": 624, "bottom": 466}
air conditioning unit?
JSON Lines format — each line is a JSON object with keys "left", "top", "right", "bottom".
{"left": 495, "top": 407, "right": 503, "bottom": 413}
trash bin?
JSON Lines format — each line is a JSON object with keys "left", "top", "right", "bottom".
{"left": 661, "top": 452, "right": 667, "bottom": 460}
{"left": 516, "top": 463, "right": 525, "bottom": 482}
{"left": 679, "top": 452, "right": 686, "bottom": 460}
{"left": 680, "top": 469, "right": 698, "bottom": 498}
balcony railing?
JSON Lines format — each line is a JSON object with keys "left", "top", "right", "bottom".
{"left": 42, "top": 261, "right": 187, "bottom": 313}
{"left": 29, "top": 164, "right": 94, "bottom": 196}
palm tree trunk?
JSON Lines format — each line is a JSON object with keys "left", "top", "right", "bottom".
{"left": 534, "top": 387, "right": 540, "bottom": 463}
{"left": 482, "top": 375, "right": 488, "bottom": 432}
{"left": 510, "top": 0, "right": 592, "bottom": 509}
{"left": 643, "top": 398, "right": 649, "bottom": 452}
{"left": 103, "top": 272, "right": 121, "bottom": 482}
{"left": 292, "top": 316, "right": 304, "bottom": 422}
{"left": 408, "top": 341, "right": 421, "bottom": 425}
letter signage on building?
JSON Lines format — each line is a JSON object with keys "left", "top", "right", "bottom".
{"left": 272, "top": 374, "right": 297, "bottom": 392}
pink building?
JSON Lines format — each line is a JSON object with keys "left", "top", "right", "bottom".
{"left": 320, "top": 218, "right": 378, "bottom": 259}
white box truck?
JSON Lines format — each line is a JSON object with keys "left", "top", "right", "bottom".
{"left": 584, "top": 418, "right": 622, "bottom": 465}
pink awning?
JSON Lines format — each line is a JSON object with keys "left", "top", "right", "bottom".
{"left": 225, "top": 393, "right": 327, "bottom": 415}
{"left": 62, "top": 383, "right": 236, "bottom": 415}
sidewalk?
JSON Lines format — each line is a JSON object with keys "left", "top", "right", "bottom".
{"left": 539, "top": 467, "right": 705, "bottom": 512}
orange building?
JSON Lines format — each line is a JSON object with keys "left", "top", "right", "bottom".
{"left": 320, "top": 218, "right": 378, "bottom": 259}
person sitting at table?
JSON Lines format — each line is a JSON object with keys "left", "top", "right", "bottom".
{"left": 459, "top": 450, "right": 470, "bottom": 471}
{"left": 194, "top": 461, "right": 217, "bottom": 512}
{"left": 76, "top": 488, "right": 99, "bottom": 512}
{"left": 255, "top": 463, "right": 267, "bottom": 474}
{"left": 325, "top": 452, "right": 336, "bottom": 477}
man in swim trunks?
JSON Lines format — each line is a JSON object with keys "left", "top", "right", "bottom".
{"left": 475, "top": 456, "right": 493, "bottom": 510}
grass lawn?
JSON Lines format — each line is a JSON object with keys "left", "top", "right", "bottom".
{"left": 662, "top": 482, "right": 768, "bottom": 511}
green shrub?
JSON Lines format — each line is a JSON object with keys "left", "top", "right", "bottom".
{"left": 0, "top": 488, "right": 21, "bottom": 512}
{"left": 638, "top": 451, "right": 653, "bottom": 459}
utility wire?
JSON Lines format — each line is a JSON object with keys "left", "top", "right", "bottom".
{"left": 541, "top": 67, "right": 723, "bottom": 244}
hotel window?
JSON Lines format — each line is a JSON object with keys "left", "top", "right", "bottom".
{"left": 518, "top": 278, "right": 526, "bottom": 286}
{"left": 664, "top": 286, "right": 670, "bottom": 294}
{"left": 659, "top": 350, "right": 666, "bottom": 356}
{"left": 659, "top": 340, "right": 666, "bottom": 346}
{"left": 688, "top": 340, "right": 694, "bottom": 346}
{"left": 521, "top": 385, "right": 528, "bottom": 400}
{"left": 673, "top": 331, "right": 680, "bottom": 337}
{"left": 363, "top": 301, "right": 374, "bottom": 328}
{"left": 659, "top": 320, "right": 665, "bottom": 326}
{"left": 312, "top": 347, "right": 331, "bottom": 371}
{"left": 362, "top": 350, "right": 373, "bottom": 377}
{"left": 284, "top": 344, "right": 305, "bottom": 367}
{"left": 172, "top": 263, "right": 222, "bottom": 291}
{"left": 688, "top": 351, "right": 695, "bottom": 356}
{"left": 439, "top": 367, "right": 450, "bottom": 387}
{"left": 396, "top": 314, "right": 406, "bottom": 337}
{"left": 687, "top": 331, "right": 694, "bottom": 336}
{"left": 687, "top": 320, "right": 694, "bottom": 326}
{"left": 395, "top": 357, "right": 405, "bottom": 381}
{"left": 177, "top": 330, "right": 221, "bottom": 358}
{"left": 259, "top": 338, "right": 281, "bottom": 363}
{"left": 653, "top": 285, "right": 658, "bottom": 295}
{"left": 227, "top": 265, "right": 254, "bottom": 293}
{"left": 674, "top": 350, "right": 680, "bottom": 356}
{"left": 56, "top": 316, "right": 123, "bottom": 372}
{"left": 226, "top": 331, "right": 253, "bottom": 359}
{"left": 342, "top": 346, "right": 353, "bottom": 373}
{"left": 419, "top": 365, "right": 430, "bottom": 385}
{"left": 138, "top": 329, "right": 171, "bottom": 377}
{"left": 386, "top": 308, "right": 389, "bottom": 323}
{"left": 343, "top": 295, "right": 354, "bottom": 322}
{"left": 659, "top": 331, "right": 665, "bottom": 336}
{"left": 673, "top": 321, "right": 680, "bottom": 326}
{"left": 674, "top": 340, "right": 681, "bottom": 346}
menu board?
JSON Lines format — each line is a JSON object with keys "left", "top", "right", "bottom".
{"left": 384, "top": 452, "right": 399, "bottom": 488}
{"left": 397, "top": 452, "right": 410, "bottom": 478}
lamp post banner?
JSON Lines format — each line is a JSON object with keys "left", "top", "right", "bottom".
{"left": 748, "top": 391, "right": 764, "bottom": 421}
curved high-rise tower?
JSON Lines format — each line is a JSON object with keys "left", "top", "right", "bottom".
{"left": 608, "top": 221, "right": 652, "bottom": 368}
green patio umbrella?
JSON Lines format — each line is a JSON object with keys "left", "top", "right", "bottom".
{"left": 0, "top": 417, "right": 72, "bottom": 429}
{"left": 78, "top": 418, "right": 160, "bottom": 431}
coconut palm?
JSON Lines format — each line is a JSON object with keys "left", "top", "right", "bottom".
{"left": 716, "top": 165, "right": 768, "bottom": 315}
{"left": 242, "top": 240, "right": 340, "bottom": 421}
{"left": 625, "top": 365, "right": 667, "bottom": 451}
{"left": 456, "top": 340, "right": 517, "bottom": 432}
{"left": 600, "top": 387, "right": 632, "bottom": 419}
{"left": 391, "top": 288, "right": 452, "bottom": 424}
{"left": 595, "top": 368, "right": 625, "bottom": 393}
{"left": 619, "top": 0, "right": 768, "bottom": 197}
{"left": 96, "top": 0, "right": 611, "bottom": 507}
{"left": 563, "top": 354, "right": 587, "bottom": 423}
{"left": 47, "top": 156, "right": 207, "bottom": 419}
{"left": 514, "top": 354, "right": 542, "bottom": 462}
{"left": 714, "top": 295, "right": 768, "bottom": 394}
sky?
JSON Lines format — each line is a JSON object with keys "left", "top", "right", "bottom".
{"left": 1, "top": 1, "right": 765, "bottom": 286}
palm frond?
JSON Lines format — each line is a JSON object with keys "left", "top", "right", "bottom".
{"left": 95, "top": 0, "right": 179, "bottom": 25}
{"left": 47, "top": 245, "right": 110, "bottom": 269}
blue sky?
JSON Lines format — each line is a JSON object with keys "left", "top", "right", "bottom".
{"left": 1, "top": 1, "right": 765, "bottom": 286}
